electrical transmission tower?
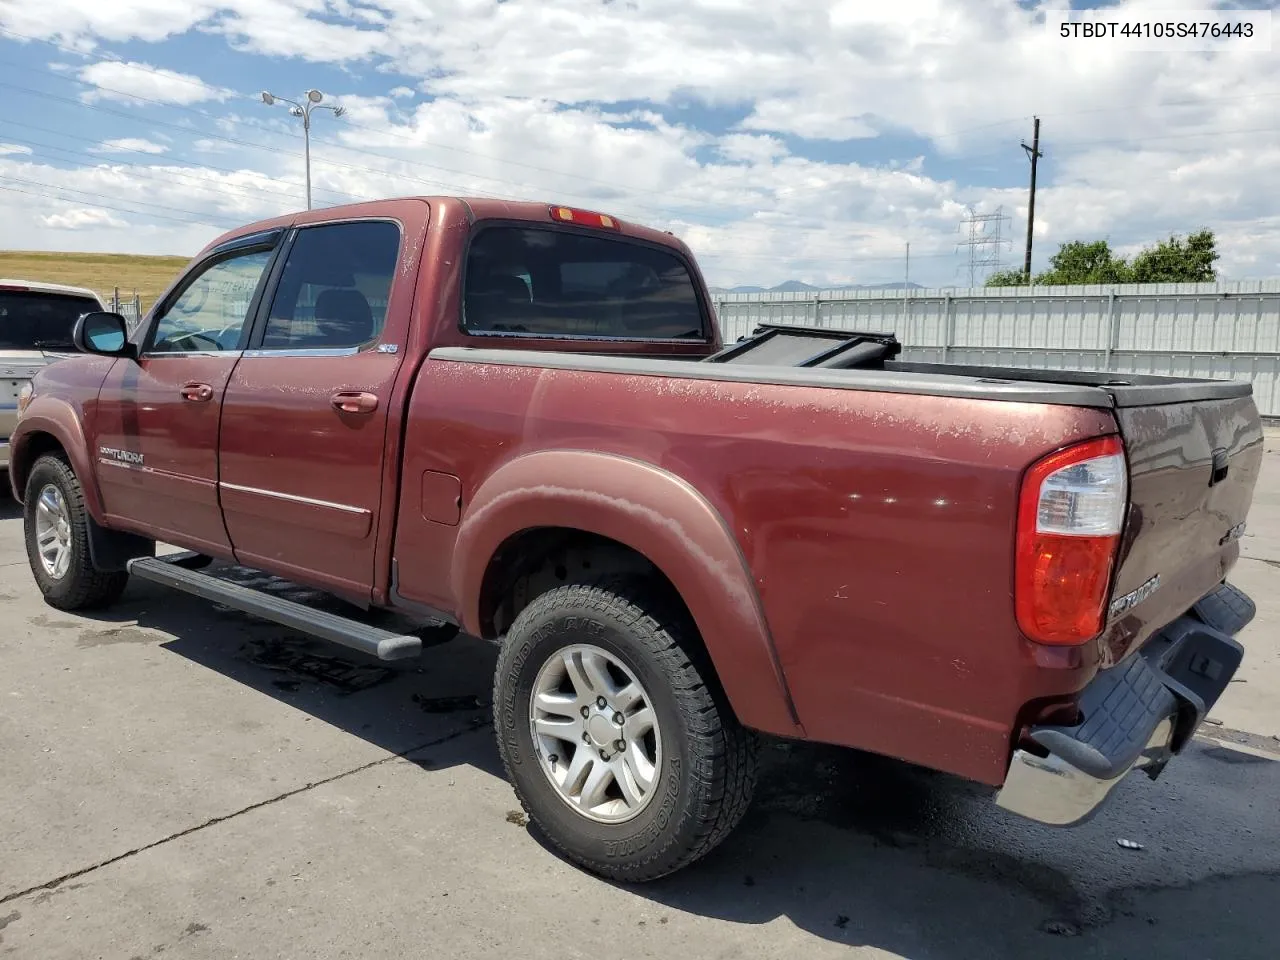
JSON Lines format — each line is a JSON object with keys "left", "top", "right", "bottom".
{"left": 956, "top": 205, "right": 1012, "bottom": 286}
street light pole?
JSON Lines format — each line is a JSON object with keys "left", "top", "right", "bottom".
{"left": 260, "top": 88, "right": 345, "bottom": 210}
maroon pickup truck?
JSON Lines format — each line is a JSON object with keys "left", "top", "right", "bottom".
{"left": 9, "top": 197, "right": 1262, "bottom": 881}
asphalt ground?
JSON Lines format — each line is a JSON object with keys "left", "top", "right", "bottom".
{"left": 1, "top": 432, "right": 1277, "bottom": 959}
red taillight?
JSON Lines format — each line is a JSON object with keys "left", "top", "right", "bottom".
{"left": 1015, "top": 435, "right": 1128, "bottom": 645}
{"left": 549, "top": 205, "right": 621, "bottom": 229}
{"left": 0, "top": 284, "right": 30, "bottom": 291}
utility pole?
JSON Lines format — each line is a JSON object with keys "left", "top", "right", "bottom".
{"left": 1021, "top": 116, "right": 1043, "bottom": 282}
{"left": 904, "top": 242, "right": 910, "bottom": 286}
{"left": 260, "top": 88, "right": 346, "bottom": 210}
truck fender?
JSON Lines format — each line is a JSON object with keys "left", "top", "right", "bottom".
{"left": 8, "top": 397, "right": 104, "bottom": 520}
{"left": 11, "top": 398, "right": 154, "bottom": 572}
{"left": 452, "top": 449, "right": 803, "bottom": 737}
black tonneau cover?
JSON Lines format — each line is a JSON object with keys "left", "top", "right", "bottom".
{"left": 709, "top": 322, "right": 1251, "bottom": 408}
{"left": 705, "top": 323, "right": 902, "bottom": 369}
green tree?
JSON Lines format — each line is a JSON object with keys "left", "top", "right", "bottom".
{"left": 984, "top": 268, "right": 1030, "bottom": 286}
{"left": 1129, "top": 228, "right": 1218, "bottom": 282}
{"left": 985, "top": 229, "right": 1219, "bottom": 286}
{"left": 1034, "top": 239, "right": 1133, "bottom": 284}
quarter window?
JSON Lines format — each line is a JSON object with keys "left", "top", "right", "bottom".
{"left": 260, "top": 220, "right": 401, "bottom": 350}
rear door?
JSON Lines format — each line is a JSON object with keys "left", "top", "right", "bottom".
{"left": 1102, "top": 393, "right": 1264, "bottom": 663}
{"left": 93, "top": 232, "right": 283, "bottom": 553}
{"left": 217, "top": 214, "right": 415, "bottom": 601}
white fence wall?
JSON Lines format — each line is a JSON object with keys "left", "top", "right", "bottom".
{"left": 713, "top": 280, "right": 1280, "bottom": 417}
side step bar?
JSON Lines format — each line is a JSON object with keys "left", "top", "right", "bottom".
{"left": 127, "top": 556, "right": 422, "bottom": 661}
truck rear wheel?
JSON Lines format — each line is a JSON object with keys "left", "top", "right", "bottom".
{"left": 493, "top": 576, "right": 758, "bottom": 881}
{"left": 24, "top": 454, "right": 129, "bottom": 611}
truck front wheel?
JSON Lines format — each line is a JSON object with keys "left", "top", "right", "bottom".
{"left": 493, "top": 576, "right": 758, "bottom": 881}
{"left": 24, "top": 454, "right": 129, "bottom": 610}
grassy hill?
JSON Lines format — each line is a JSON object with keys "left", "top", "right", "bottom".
{"left": 0, "top": 250, "right": 191, "bottom": 312}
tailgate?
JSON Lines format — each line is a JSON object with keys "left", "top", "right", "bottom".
{"left": 1101, "top": 394, "right": 1264, "bottom": 664}
{"left": 1, "top": 359, "right": 43, "bottom": 446}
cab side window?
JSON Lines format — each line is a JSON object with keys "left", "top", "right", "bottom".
{"left": 259, "top": 220, "right": 401, "bottom": 351}
{"left": 148, "top": 249, "right": 274, "bottom": 354}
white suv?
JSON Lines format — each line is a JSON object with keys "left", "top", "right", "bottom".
{"left": 1, "top": 279, "right": 106, "bottom": 480}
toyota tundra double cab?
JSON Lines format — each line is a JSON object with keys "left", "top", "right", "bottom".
{"left": 8, "top": 197, "right": 1262, "bottom": 881}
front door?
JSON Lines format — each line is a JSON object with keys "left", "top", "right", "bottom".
{"left": 94, "top": 236, "right": 281, "bottom": 554}
{"left": 217, "top": 216, "right": 411, "bottom": 600}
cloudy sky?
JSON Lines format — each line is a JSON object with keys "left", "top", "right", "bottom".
{"left": 0, "top": 0, "right": 1277, "bottom": 289}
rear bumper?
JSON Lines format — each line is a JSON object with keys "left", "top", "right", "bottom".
{"left": 995, "top": 581, "right": 1253, "bottom": 826}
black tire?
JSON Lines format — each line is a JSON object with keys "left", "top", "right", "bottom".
{"left": 493, "top": 575, "right": 759, "bottom": 882}
{"left": 24, "top": 454, "right": 129, "bottom": 611}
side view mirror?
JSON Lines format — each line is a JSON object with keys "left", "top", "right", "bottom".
{"left": 73, "top": 312, "right": 135, "bottom": 358}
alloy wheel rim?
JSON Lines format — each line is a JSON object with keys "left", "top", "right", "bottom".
{"left": 34, "top": 483, "right": 72, "bottom": 580}
{"left": 529, "top": 643, "right": 662, "bottom": 824}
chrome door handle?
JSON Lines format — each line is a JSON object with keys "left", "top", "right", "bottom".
{"left": 181, "top": 382, "right": 213, "bottom": 402}
{"left": 330, "top": 391, "right": 378, "bottom": 414}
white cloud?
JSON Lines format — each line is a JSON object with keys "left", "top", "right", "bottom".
{"left": 2, "top": 0, "right": 1280, "bottom": 286}
{"left": 192, "top": 138, "right": 234, "bottom": 153}
{"left": 716, "top": 134, "right": 789, "bottom": 166}
{"left": 0, "top": 1, "right": 220, "bottom": 45}
{"left": 210, "top": 0, "right": 385, "bottom": 62}
{"left": 0, "top": 143, "right": 33, "bottom": 156}
{"left": 92, "top": 138, "right": 169, "bottom": 155}
{"left": 41, "top": 207, "right": 129, "bottom": 229}
{"left": 78, "top": 60, "right": 232, "bottom": 106}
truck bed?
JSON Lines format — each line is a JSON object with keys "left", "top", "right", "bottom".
{"left": 418, "top": 337, "right": 1262, "bottom": 774}
{"left": 431, "top": 343, "right": 1251, "bottom": 410}
{"left": 703, "top": 321, "right": 1253, "bottom": 409}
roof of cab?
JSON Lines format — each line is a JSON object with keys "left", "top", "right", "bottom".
{"left": 196, "top": 195, "right": 694, "bottom": 260}
{"left": 0, "top": 278, "right": 104, "bottom": 302}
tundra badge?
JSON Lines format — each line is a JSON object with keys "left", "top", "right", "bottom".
{"left": 99, "top": 446, "right": 144, "bottom": 466}
{"left": 1108, "top": 573, "right": 1161, "bottom": 619}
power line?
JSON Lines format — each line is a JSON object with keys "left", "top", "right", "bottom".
{"left": 0, "top": 27, "right": 877, "bottom": 216}
{"left": 0, "top": 135, "right": 965, "bottom": 267}
{"left": 10, "top": 35, "right": 1280, "bottom": 247}
{"left": 2, "top": 41, "right": 791, "bottom": 224}
{"left": 0, "top": 130, "right": 312, "bottom": 208}
{"left": 0, "top": 177, "right": 241, "bottom": 229}
{"left": 12, "top": 24, "right": 1280, "bottom": 155}
{"left": 692, "top": 248, "right": 958, "bottom": 264}
{"left": 0, "top": 80, "right": 544, "bottom": 204}
{"left": 0, "top": 71, "right": 763, "bottom": 230}
{"left": 0, "top": 116, "right": 367, "bottom": 204}
{"left": 0, "top": 172, "right": 245, "bottom": 226}
{"left": 0, "top": 77, "right": 981, "bottom": 256}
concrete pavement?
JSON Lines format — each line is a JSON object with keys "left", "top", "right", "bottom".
{"left": 0, "top": 434, "right": 1277, "bottom": 959}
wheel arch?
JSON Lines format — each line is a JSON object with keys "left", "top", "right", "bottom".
{"left": 13, "top": 407, "right": 152, "bottom": 571}
{"left": 452, "top": 450, "right": 802, "bottom": 737}
{"left": 9, "top": 400, "right": 103, "bottom": 515}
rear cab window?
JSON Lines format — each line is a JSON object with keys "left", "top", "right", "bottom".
{"left": 461, "top": 225, "right": 709, "bottom": 341}
{"left": 0, "top": 290, "right": 101, "bottom": 351}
